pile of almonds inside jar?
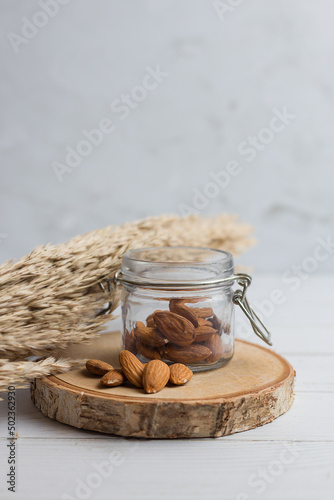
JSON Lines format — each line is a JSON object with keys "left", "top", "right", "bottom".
{"left": 124, "top": 298, "right": 230, "bottom": 365}
{"left": 86, "top": 353, "right": 193, "bottom": 394}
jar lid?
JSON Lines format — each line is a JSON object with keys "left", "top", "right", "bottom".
{"left": 121, "top": 246, "right": 234, "bottom": 286}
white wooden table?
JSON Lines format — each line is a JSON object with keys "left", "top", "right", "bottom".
{"left": 1, "top": 274, "right": 333, "bottom": 500}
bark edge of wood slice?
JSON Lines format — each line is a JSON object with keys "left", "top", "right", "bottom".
{"left": 31, "top": 332, "right": 295, "bottom": 439}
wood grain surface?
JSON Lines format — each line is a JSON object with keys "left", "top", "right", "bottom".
{"left": 31, "top": 331, "right": 295, "bottom": 438}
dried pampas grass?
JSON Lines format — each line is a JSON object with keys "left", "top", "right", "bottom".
{"left": 0, "top": 214, "right": 255, "bottom": 395}
{"left": 0, "top": 357, "right": 85, "bottom": 390}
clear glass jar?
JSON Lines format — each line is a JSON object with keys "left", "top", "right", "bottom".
{"left": 115, "top": 246, "right": 271, "bottom": 372}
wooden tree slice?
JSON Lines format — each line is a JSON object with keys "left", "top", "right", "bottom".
{"left": 31, "top": 332, "right": 295, "bottom": 439}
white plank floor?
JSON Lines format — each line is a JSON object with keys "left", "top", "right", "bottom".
{"left": 0, "top": 274, "right": 333, "bottom": 500}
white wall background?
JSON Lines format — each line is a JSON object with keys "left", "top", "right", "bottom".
{"left": 1, "top": 0, "right": 333, "bottom": 272}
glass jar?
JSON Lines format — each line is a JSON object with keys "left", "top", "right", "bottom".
{"left": 114, "top": 246, "right": 271, "bottom": 372}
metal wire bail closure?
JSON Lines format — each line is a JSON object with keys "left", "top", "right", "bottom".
{"left": 232, "top": 274, "right": 272, "bottom": 346}
{"left": 112, "top": 270, "right": 272, "bottom": 346}
{"left": 96, "top": 278, "right": 113, "bottom": 316}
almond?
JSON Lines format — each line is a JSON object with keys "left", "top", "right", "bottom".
{"left": 153, "top": 311, "right": 195, "bottom": 346}
{"left": 146, "top": 310, "right": 163, "bottom": 327}
{"left": 124, "top": 329, "right": 137, "bottom": 353}
{"left": 222, "top": 322, "right": 231, "bottom": 334}
{"left": 181, "top": 297, "right": 209, "bottom": 304}
{"left": 198, "top": 317, "right": 213, "bottom": 327}
{"left": 137, "top": 341, "right": 162, "bottom": 360}
{"left": 169, "top": 299, "right": 199, "bottom": 327}
{"left": 208, "top": 314, "right": 223, "bottom": 334}
{"left": 169, "top": 363, "right": 193, "bottom": 385}
{"left": 194, "top": 325, "right": 217, "bottom": 342}
{"left": 134, "top": 321, "right": 168, "bottom": 347}
{"left": 100, "top": 369, "right": 124, "bottom": 387}
{"left": 146, "top": 314, "right": 155, "bottom": 327}
{"left": 204, "top": 333, "right": 223, "bottom": 363}
{"left": 164, "top": 343, "right": 211, "bottom": 363}
{"left": 119, "top": 350, "right": 145, "bottom": 387}
{"left": 143, "top": 360, "right": 170, "bottom": 394}
{"left": 158, "top": 344, "right": 167, "bottom": 358}
{"left": 192, "top": 307, "right": 214, "bottom": 319}
{"left": 86, "top": 359, "right": 114, "bottom": 376}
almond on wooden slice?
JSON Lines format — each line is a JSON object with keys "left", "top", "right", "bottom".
{"left": 134, "top": 321, "right": 168, "bottom": 347}
{"left": 204, "top": 333, "right": 224, "bottom": 363}
{"left": 119, "top": 350, "right": 145, "bottom": 388}
{"left": 194, "top": 325, "right": 217, "bottom": 342}
{"left": 137, "top": 341, "right": 162, "bottom": 360}
{"left": 169, "top": 299, "right": 199, "bottom": 327}
{"left": 143, "top": 360, "right": 170, "bottom": 394}
{"left": 86, "top": 359, "right": 114, "bottom": 376}
{"left": 153, "top": 311, "right": 195, "bottom": 346}
{"left": 164, "top": 343, "right": 211, "bottom": 363}
{"left": 100, "top": 369, "right": 124, "bottom": 387}
{"left": 169, "top": 363, "right": 193, "bottom": 385}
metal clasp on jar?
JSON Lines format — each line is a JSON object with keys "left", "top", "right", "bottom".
{"left": 232, "top": 274, "right": 272, "bottom": 346}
